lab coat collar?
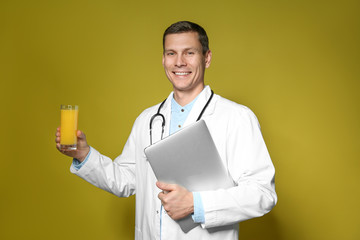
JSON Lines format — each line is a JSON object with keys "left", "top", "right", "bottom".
{"left": 161, "top": 86, "right": 215, "bottom": 135}
{"left": 183, "top": 85, "right": 215, "bottom": 128}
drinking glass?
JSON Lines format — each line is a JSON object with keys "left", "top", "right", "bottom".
{"left": 60, "top": 105, "right": 78, "bottom": 150}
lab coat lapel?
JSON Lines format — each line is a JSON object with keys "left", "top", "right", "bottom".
{"left": 161, "top": 91, "right": 173, "bottom": 138}
{"left": 183, "top": 86, "right": 215, "bottom": 128}
{"left": 150, "top": 92, "right": 173, "bottom": 144}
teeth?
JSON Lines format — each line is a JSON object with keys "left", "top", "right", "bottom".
{"left": 174, "top": 72, "right": 190, "bottom": 76}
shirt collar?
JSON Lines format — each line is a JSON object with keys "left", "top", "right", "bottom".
{"left": 171, "top": 94, "right": 200, "bottom": 113}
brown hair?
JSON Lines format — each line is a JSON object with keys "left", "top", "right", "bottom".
{"left": 163, "top": 21, "right": 209, "bottom": 55}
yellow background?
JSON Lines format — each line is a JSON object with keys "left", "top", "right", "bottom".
{"left": 1, "top": 0, "right": 359, "bottom": 239}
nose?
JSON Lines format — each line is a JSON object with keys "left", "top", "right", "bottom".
{"left": 175, "top": 54, "right": 186, "bottom": 67}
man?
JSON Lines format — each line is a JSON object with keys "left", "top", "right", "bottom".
{"left": 56, "top": 21, "right": 277, "bottom": 239}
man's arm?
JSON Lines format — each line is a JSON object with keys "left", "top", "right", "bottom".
{"left": 55, "top": 125, "right": 137, "bottom": 198}
{"left": 197, "top": 107, "right": 277, "bottom": 228}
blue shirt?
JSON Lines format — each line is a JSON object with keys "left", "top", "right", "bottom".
{"left": 169, "top": 96, "right": 205, "bottom": 224}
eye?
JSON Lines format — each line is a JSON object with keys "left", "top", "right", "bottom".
{"left": 187, "top": 51, "right": 194, "bottom": 55}
{"left": 166, "top": 52, "right": 175, "bottom": 56}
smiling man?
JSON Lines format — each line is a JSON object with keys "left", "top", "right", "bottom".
{"left": 56, "top": 21, "right": 277, "bottom": 240}
{"left": 162, "top": 30, "right": 211, "bottom": 106}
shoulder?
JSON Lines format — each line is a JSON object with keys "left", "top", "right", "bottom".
{"left": 124, "top": 101, "right": 165, "bottom": 138}
{"left": 215, "top": 95, "right": 257, "bottom": 118}
{"left": 212, "top": 94, "right": 261, "bottom": 129}
{"left": 133, "top": 101, "right": 163, "bottom": 125}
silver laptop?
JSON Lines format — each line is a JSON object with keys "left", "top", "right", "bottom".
{"left": 144, "top": 120, "right": 234, "bottom": 232}
{"left": 144, "top": 120, "right": 234, "bottom": 192}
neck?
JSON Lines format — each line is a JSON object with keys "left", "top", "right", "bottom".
{"left": 173, "top": 85, "right": 205, "bottom": 107}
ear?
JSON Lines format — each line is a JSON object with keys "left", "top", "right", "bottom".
{"left": 162, "top": 53, "right": 165, "bottom": 67}
{"left": 205, "top": 50, "right": 212, "bottom": 68}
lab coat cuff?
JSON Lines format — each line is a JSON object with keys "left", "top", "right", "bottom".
{"left": 70, "top": 146, "right": 98, "bottom": 175}
{"left": 72, "top": 147, "right": 92, "bottom": 170}
{"left": 198, "top": 191, "right": 219, "bottom": 228}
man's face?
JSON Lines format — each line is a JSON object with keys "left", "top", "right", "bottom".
{"left": 162, "top": 32, "right": 211, "bottom": 95}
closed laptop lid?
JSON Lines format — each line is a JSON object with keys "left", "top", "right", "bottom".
{"left": 144, "top": 120, "right": 233, "bottom": 192}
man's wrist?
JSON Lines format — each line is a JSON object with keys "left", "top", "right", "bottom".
{"left": 192, "top": 192, "right": 205, "bottom": 223}
{"left": 76, "top": 146, "right": 90, "bottom": 162}
{"left": 73, "top": 147, "right": 91, "bottom": 170}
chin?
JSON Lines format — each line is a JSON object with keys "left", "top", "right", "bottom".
{"left": 172, "top": 82, "right": 191, "bottom": 91}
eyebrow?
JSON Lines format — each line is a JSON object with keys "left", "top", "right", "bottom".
{"left": 164, "top": 47, "right": 200, "bottom": 52}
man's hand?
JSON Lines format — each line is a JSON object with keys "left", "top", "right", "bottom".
{"left": 55, "top": 127, "right": 90, "bottom": 162}
{"left": 156, "top": 181, "right": 194, "bottom": 220}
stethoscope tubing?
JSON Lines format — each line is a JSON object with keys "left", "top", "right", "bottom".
{"left": 149, "top": 90, "right": 214, "bottom": 145}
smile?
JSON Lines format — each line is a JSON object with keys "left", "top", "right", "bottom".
{"left": 173, "top": 72, "right": 191, "bottom": 76}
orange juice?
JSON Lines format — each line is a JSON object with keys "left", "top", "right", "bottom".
{"left": 60, "top": 105, "right": 78, "bottom": 150}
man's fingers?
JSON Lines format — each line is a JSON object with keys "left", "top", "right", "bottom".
{"left": 158, "top": 191, "right": 164, "bottom": 200}
{"left": 55, "top": 128, "right": 60, "bottom": 143}
{"left": 55, "top": 127, "right": 60, "bottom": 136}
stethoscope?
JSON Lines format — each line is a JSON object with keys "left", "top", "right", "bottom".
{"left": 149, "top": 90, "right": 214, "bottom": 145}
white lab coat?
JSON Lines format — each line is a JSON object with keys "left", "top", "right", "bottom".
{"left": 70, "top": 86, "right": 277, "bottom": 240}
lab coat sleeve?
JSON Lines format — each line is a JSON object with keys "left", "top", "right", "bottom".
{"left": 70, "top": 121, "right": 138, "bottom": 198}
{"left": 200, "top": 106, "right": 277, "bottom": 228}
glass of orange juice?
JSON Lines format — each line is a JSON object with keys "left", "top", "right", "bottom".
{"left": 60, "top": 105, "right": 79, "bottom": 150}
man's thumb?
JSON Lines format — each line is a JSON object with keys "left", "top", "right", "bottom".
{"left": 77, "top": 130, "right": 86, "bottom": 139}
{"left": 156, "top": 181, "right": 175, "bottom": 192}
